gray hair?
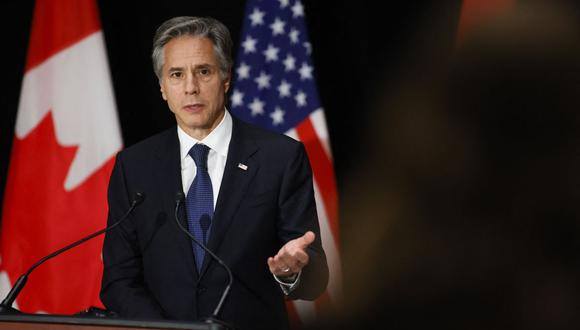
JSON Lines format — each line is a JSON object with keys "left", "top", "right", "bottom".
{"left": 152, "top": 16, "right": 233, "bottom": 81}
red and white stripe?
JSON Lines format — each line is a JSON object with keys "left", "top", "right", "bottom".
{"left": 286, "top": 108, "right": 342, "bottom": 324}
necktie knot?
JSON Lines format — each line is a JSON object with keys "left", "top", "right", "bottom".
{"left": 189, "top": 144, "right": 210, "bottom": 169}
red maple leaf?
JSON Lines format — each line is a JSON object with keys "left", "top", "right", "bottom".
{"left": 1, "top": 112, "right": 115, "bottom": 314}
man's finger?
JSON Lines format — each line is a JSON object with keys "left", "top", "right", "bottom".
{"left": 268, "top": 256, "right": 294, "bottom": 275}
{"left": 295, "top": 231, "right": 315, "bottom": 249}
{"left": 267, "top": 257, "right": 281, "bottom": 273}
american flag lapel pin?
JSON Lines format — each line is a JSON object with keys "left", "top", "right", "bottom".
{"left": 237, "top": 163, "right": 248, "bottom": 171}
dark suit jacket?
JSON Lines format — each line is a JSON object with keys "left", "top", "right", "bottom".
{"left": 100, "top": 116, "right": 329, "bottom": 330}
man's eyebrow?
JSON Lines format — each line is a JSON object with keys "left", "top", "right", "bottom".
{"left": 167, "top": 64, "right": 213, "bottom": 72}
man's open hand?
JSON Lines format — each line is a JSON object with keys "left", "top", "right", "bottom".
{"left": 268, "top": 231, "right": 315, "bottom": 277}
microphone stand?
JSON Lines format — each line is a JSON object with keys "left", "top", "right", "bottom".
{"left": 0, "top": 192, "right": 145, "bottom": 314}
{"left": 174, "top": 193, "right": 232, "bottom": 327}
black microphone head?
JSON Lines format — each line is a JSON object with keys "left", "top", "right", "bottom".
{"left": 133, "top": 192, "right": 145, "bottom": 205}
{"left": 175, "top": 192, "right": 185, "bottom": 203}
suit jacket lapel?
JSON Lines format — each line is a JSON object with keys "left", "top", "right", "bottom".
{"left": 154, "top": 127, "right": 197, "bottom": 279}
{"left": 200, "top": 118, "right": 259, "bottom": 277}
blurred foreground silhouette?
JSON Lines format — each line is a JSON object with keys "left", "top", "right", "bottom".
{"left": 312, "top": 2, "right": 580, "bottom": 329}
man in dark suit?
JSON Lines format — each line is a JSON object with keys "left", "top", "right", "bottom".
{"left": 100, "top": 16, "right": 328, "bottom": 329}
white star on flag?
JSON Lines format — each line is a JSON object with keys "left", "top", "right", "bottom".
{"left": 242, "top": 35, "right": 258, "bottom": 53}
{"left": 295, "top": 90, "right": 307, "bottom": 107}
{"left": 283, "top": 54, "right": 296, "bottom": 71}
{"left": 249, "top": 97, "right": 265, "bottom": 116}
{"left": 277, "top": 80, "right": 292, "bottom": 97}
{"left": 254, "top": 71, "right": 272, "bottom": 90}
{"left": 236, "top": 62, "right": 251, "bottom": 80}
{"left": 249, "top": 8, "right": 265, "bottom": 26}
{"left": 289, "top": 28, "right": 300, "bottom": 44}
{"left": 231, "top": 89, "right": 244, "bottom": 107}
{"left": 291, "top": 1, "right": 304, "bottom": 17}
{"left": 263, "top": 44, "right": 280, "bottom": 62}
{"left": 303, "top": 41, "right": 312, "bottom": 54}
{"left": 277, "top": 0, "right": 290, "bottom": 9}
{"left": 270, "top": 17, "right": 286, "bottom": 36}
{"left": 270, "top": 107, "right": 285, "bottom": 125}
{"left": 298, "top": 62, "right": 313, "bottom": 80}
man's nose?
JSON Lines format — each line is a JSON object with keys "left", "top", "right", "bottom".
{"left": 185, "top": 73, "right": 199, "bottom": 94}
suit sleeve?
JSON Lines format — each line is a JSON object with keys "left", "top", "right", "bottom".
{"left": 100, "top": 153, "right": 165, "bottom": 319}
{"left": 277, "top": 142, "right": 329, "bottom": 300}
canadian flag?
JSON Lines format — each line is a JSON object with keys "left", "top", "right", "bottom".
{"left": 0, "top": 0, "right": 121, "bottom": 313}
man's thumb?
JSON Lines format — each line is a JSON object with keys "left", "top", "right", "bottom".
{"left": 298, "top": 231, "right": 315, "bottom": 248}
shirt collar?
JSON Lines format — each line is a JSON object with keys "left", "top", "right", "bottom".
{"left": 177, "top": 110, "right": 233, "bottom": 161}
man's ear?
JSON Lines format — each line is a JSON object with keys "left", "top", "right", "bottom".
{"left": 224, "top": 72, "right": 231, "bottom": 93}
{"left": 160, "top": 82, "right": 167, "bottom": 101}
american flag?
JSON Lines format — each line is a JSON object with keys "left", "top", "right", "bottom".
{"left": 231, "top": 0, "right": 341, "bottom": 325}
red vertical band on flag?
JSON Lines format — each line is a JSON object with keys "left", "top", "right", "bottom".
{"left": 314, "top": 290, "right": 332, "bottom": 317}
{"left": 26, "top": 0, "right": 101, "bottom": 72}
{"left": 456, "top": 0, "right": 516, "bottom": 45}
{"left": 295, "top": 118, "right": 339, "bottom": 244}
{"left": 286, "top": 301, "right": 304, "bottom": 329}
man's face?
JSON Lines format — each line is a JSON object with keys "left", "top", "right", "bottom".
{"left": 160, "top": 36, "right": 230, "bottom": 139}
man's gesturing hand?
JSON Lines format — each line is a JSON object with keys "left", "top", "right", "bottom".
{"left": 268, "top": 231, "right": 315, "bottom": 277}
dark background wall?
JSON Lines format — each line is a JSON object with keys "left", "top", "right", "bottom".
{"left": 0, "top": 1, "right": 462, "bottom": 219}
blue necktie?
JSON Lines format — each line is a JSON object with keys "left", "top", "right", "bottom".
{"left": 186, "top": 144, "right": 213, "bottom": 271}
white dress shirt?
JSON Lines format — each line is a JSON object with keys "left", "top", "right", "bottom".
{"left": 178, "top": 111, "right": 232, "bottom": 203}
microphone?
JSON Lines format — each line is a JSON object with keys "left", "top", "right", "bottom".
{"left": 0, "top": 192, "right": 145, "bottom": 314}
{"left": 174, "top": 192, "right": 232, "bottom": 323}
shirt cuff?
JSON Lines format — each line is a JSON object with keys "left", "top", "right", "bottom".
{"left": 273, "top": 271, "right": 302, "bottom": 295}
